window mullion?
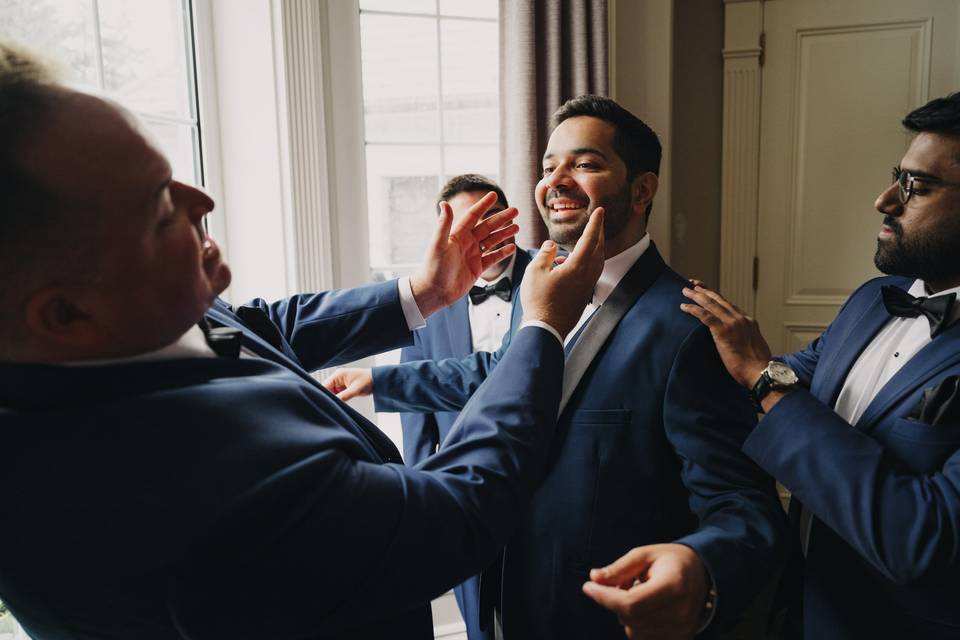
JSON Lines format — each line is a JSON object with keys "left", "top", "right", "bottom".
{"left": 434, "top": 0, "right": 445, "bottom": 181}
{"left": 89, "top": 0, "right": 105, "bottom": 90}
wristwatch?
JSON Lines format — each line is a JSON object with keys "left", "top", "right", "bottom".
{"left": 750, "top": 361, "right": 798, "bottom": 411}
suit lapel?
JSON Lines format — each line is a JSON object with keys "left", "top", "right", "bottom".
{"left": 856, "top": 322, "right": 960, "bottom": 428}
{"left": 812, "top": 292, "right": 890, "bottom": 407}
{"left": 446, "top": 298, "right": 473, "bottom": 356}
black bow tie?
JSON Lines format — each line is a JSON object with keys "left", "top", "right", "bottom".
{"left": 469, "top": 278, "right": 512, "bottom": 305}
{"left": 198, "top": 319, "right": 243, "bottom": 358}
{"left": 881, "top": 285, "right": 956, "bottom": 338}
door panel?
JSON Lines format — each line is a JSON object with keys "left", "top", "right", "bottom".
{"left": 755, "top": 0, "right": 960, "bottom": 354}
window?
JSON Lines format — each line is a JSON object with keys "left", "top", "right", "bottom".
{"left": 0, "top": 0, "right": 203, "bottom": 185}
{"left": 358, "top": 0, "right": 499, "bottom": 279}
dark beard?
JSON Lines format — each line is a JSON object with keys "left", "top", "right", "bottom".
{"left": 542, "top": 184, "right": 633, "bottom": 249}
{"left": 874, "top": 215, "right": 959, "bottom": 282}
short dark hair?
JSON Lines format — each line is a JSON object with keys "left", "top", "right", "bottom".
{"left": 552, "top": 95, "right": 662, "bottom": 181}
{"left": 437, "top": 174, "right": 508, "bottom": 212}
{"left": 903, "top": 92, "right": 960, "bottom": 138}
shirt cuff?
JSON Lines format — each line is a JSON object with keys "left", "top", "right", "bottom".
{"left": 397, "top": 276, "right": 426, "bottom": 331}
{"left": 519, "top": 320, "right": 563, "bottom": 346}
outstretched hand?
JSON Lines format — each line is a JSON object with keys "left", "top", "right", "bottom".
{"left": 409, "top": 191, "right": 519, "bottom": 318}
{"left": 582, "top": 544, "right": 709, "bottom": 640}
{"left": 321, "top": 367, "right": 372, "bottom": 401}
{"left": 680, "top": 284, "right": 772, "bottom": 389}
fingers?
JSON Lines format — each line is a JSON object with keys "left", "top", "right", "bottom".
{"left": 531, "top": 239, "right": 559, "bottom": 271}
{"left": 590, "top": 546, "right": 655, "bottom": 586}
{"left": 321, "top": 371, "right": 346, "bottom": 394}
{"left": 450, "top": 191, "right": 500, "bottom": 235}
{"left": 480, "top": 243, "right": 517, "bottom": 272}
{"left": 432, "top": 201, "right": 455, "bottom": 250}
{"left": 563, "top": 207, "right": 605, "bottom": 269}
{"left": 582, "top": 580, "right": 632, "bottom": 613}
{"left": 681, "top": 286, "right": 737, "bottom": 323}
{"left": 481, "top": 223, "right": 520, "bottom": 251}
{"left": 337, "top": 381, "right": 363, "bottom": 401}
{"left": 471, "top": 206, "right": 519, "bottom": 239}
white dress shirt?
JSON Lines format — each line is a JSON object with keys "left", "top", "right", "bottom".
{"left": 522, "top": 234, "right": 651, "bottom": 345}
{"left": 834, "top": 279, "right": 960, "bottom": 425}
{"left": 468, "top": 253, "right": 516, "bottom": 352}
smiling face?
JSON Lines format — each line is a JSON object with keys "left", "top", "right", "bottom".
{"left": 20, "top": 91, "right": 231, "bottom": 359}
{"left": 535, "top": 116, "right": 654, "bottom": 256}
{"left": 873, "top": 131, "right": 960, "bottom": 291}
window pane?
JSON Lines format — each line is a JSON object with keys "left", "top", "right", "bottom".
{"left": 361, "top": 14, "right": 439, "bottom": 143}
{"left": 142, "top": 120, "right": 200, "bottom": 184}
{"left": 0, "top": 0, "right": 98, "bottom": 88}
{"left": 439, "top": 0, "right": 498, "bottom": 19}
{"left": 365, "top": 145, "right": 441, "bottom": 269}
{"left": 98, "top": 0, "right": 193, "bottom": 118}
{"left": 441, "top": 19, "right": 498, "bottom": 144}
{"left": 443, "top": 145, "right": 498, "bottom": 183}
{"left": 360, "top": 0, "right": 436, "bottom": 15}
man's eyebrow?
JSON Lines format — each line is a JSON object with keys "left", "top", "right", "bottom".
{"left": 900, "top": 166, "right": 943, "bottom": 181}
{"left": 542, "top": 147, "right": 608, "bottom": 163}
{"left": 152, "top": 175, "right": 172, "bottom": 202}
{"left": 571, "top": 147, "right": 607, "bottom": 159}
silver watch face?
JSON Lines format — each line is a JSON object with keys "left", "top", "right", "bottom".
{"left": 767, "top": 361, "right": 799, "bottom": 386}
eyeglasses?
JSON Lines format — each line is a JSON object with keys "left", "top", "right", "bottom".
{"left": 892, "top": 166, "right": 960, "bottom": 204}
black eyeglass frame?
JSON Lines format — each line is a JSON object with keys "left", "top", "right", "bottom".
{"left": 892, "top": 166, "right": 960, "bottom": 204}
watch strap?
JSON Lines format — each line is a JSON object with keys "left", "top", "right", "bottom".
{"left": 750, "top": 370, "right": 773, "bottom": 412}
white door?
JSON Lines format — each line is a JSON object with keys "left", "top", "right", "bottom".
{"left": 754, "top": 0, "right": 960, "bottom": 354}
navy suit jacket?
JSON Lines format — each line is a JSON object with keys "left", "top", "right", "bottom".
{"left": 398, "top": 251, "right": 529, "bottom": 640}
{"left": 374, "top": 245, "right": 788, "bottom": 638}
{"left": 0, "top": 280, "right": 565, "bottom": 640}
{"left": 743, "top": 276, "right": 960, "bottom": 639}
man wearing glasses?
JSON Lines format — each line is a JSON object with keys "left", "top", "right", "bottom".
{"left": 651, "top": 92, "right": 960, "bottom": 638}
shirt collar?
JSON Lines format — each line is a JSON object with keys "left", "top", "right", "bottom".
{"left": 593, "top": 234, "right": 651, "bottom": 305}
{"left": 64, "top": 324, "right": 216, "bottom": 366}
{"left": 475, "top": 251, "right": 517, "bottom": 287}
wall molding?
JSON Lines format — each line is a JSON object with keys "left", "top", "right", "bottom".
{"left": 719, "top": 0, "right": 763, "bottom": 313}
{"left": 272, "top": 0, "right": 338, "bottom": 293}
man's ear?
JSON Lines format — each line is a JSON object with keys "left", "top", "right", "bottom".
{"left": 631, "top": 172, "right": 659, "bottom": 216}
{"left": 23, "top": 287, "right": 100, "bottom": 349}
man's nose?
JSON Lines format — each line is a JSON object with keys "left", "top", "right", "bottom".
{"left": 874, "top": 182, "right": 902, "bottom": 217}
{"left": 544, "top": 165, "right": 574, "bottom": 191}
{"left": 173, "top": 181, "right": 215, "bottom": 221}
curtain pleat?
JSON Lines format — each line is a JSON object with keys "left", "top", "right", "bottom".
{"left": 499, "top": 0, "right": 608, "bottom": 248}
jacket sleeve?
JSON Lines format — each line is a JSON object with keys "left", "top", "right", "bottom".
{"left": 664, "top": 326, "right": 790, "bottom": 621}
{"left": 743, "top": 389, "right": 960, "bottom": 585}
{"left": 398, "top": 333, "right": 441, "bottom": 463}
{"left": 372, "top": 323, "right": 514, "bottom": 414}
{"left": 167, "top": 326, "right": 563, "bottom": 638}
{"left": 239, "top": 280, "right": 414, "bottom": 371}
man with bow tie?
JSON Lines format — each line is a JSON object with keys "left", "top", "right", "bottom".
{"left": 668, "top": 93, "right": 960, "bottom": 639}
{"left": 0, "top": 43, "right": 608, "bottom": 640}
{"left": 401, "top": 175, "right": 528, "bottom": 640}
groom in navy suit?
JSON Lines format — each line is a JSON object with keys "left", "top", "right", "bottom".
{"left": 0, "top": 44, "right": 607, "bottom": 639}
{"left": 329, "top": 95, "right": 788, "bottom": 639}
{"left": 676, "top": 93, "right": 960, "bottom": 639}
